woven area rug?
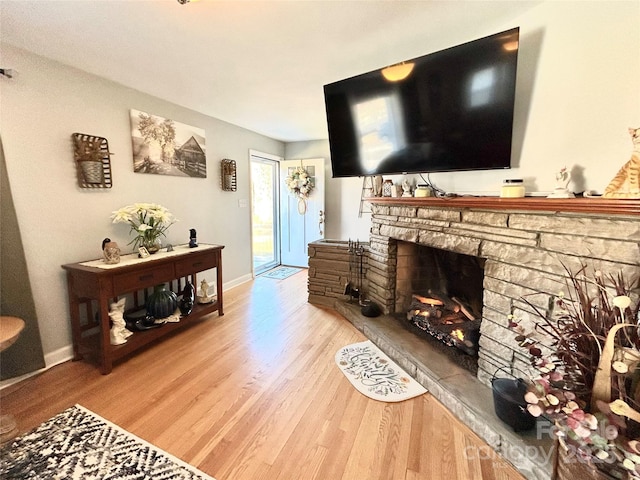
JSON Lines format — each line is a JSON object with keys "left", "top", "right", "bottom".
{"left": 0, "top": 404, "right": 215, "bottom": 480}
{"left": 336, "top": 340, "right": 428, "bottom": 402}
{"left": 261, "top": 266, "right": 302, "bottom": 280}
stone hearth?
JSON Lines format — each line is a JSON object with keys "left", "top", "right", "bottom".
{"left": 308, "top": 197, "right": 640, "bottom": 480}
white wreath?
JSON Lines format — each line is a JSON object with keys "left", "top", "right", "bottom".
{"left": 285, "top": 166, "right": 314, "bottom": 200}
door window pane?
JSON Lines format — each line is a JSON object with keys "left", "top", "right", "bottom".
{"left": 251, "top": 158, "right": 279, "bottom": 274}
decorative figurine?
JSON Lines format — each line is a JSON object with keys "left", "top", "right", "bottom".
{"left": 603, "top": 127, "right": 640, "bottom": 198}
{"left": 547, "top": 166, "right": 575, "bottom": 198}
{"left": 109, "top": 298, "right": 132, "bottom": 345}
{"left": 401, "top": 179, "right": 413, "bottom": 197}
{"left": 197, "top": 278, "right": 215, "bottom": 304}
{"left": 179, "top": 281, "right": 195, "bottom": 316}
{"left": 189, "top": 228, "right": 198, "bottom": 248}
{"left": 372, "top": 175, "right": 384, "bottom": 197}
{"left": 166, "top": 244, "right": 174, "bottom": 252}
{"left": 102, "top": 237, "right": 121, "bottom": 264}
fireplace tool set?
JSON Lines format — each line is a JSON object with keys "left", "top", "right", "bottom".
{"left": 344, "top": 240, "right": 381, "bottom": 317}
{"left": 344, "top": 239, "right": 365, "bottom": 304}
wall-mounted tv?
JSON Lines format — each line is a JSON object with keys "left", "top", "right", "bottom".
{"left": 324, "top": 27, "right": 520, "bottom": 178}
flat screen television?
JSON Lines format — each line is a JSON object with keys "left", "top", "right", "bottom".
{"left": 324, "top": 27, "right": 520, "bottom": 178}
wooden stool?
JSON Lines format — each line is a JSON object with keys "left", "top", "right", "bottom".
{"left": 0, "top": 315, "right": 26, "bottom": 444}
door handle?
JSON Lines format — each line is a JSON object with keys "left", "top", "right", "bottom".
{"left": 319, "top": 210, "right": 325, "bottom": 236}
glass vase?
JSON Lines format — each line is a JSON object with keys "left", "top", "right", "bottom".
{"left": 141, "top": 238, "right": 161, "bottom": 254}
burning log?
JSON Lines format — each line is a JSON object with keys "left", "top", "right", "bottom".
{"left": 427, "top": 289, "right": 460, "bottom": 312}
{"left": 440, "top": 313, "right": 467, "bottom": 325}
{"left": 452, "top": 296, "right": 475, "bottom": 320}
{"left": 411, "top": 294, "right": 443, "bottom": 307}
{"left": 407, "top": 306, "right": 441, "bottom": 321}
{"left": 409, "top": 295, "right": 443, "bottom": 320}
{"left": 407, "top": 291, "right": 481, "bottom": 356}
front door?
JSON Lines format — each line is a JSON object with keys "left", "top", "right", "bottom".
{"left": 279, "top": 158, "right": 325, "bottom": 267}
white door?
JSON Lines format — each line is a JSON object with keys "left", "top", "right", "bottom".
{"left": 279, "top": 158, "right": 325, "bottom": 267}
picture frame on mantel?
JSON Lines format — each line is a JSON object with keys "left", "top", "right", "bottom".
{"left": 129, "top": 109, "right": 207, "bottom": 178}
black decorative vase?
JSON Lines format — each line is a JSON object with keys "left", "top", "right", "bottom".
{"left": 179, "top": 282, "right": 195, "bottom": 316}
{"left": 146, "top": 284, "right": 178, "bottom": 320}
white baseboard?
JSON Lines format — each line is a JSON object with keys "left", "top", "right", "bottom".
{"left": 0, "top": 345, "right": 74, "bottom": 390}
{"left": 1, "top": 274, "right": 253, "bottom": 391}
{"left": 223, "top": 273, "right": 252, "bottom": 290}
{"left": 45, "top": 345, "right": 74, "bottom": 368}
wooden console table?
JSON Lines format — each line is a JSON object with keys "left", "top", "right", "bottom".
{"left": 62, "top": 244, "right": 224, "bottom": 374}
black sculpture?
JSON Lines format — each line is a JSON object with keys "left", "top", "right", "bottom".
{"left": 179, "top": 282, "right": 195, "bottom": 316}
{"left": 189, "top": 228, "right": 198, "bottom": 248}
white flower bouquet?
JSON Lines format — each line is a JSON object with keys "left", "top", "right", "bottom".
{"left": 111, "top": 203, "right": 176, "bottom": 252}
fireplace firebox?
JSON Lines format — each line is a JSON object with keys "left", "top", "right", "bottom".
{"left": 396, "top": 241, "right": 485, "bottom": 357}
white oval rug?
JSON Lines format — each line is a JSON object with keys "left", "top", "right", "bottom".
{"left": 335, "top": 340, "right": 428, "bottom": 402}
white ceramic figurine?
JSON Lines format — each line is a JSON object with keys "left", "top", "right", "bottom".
{"left": 547, "top": 166, "right": 575, "bottom": 198}
{"left": 109, "top": 298, "right": 132, "bottom": 345}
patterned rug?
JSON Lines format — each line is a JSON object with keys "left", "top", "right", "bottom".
{"left": 336, "top": 340, "right": 428, "bottom": 402}
{"left": 261, "top": 266, "right": 302, "bottom": 280}
{"left": 0, "top": 405, "right": 215, "bottom": 479}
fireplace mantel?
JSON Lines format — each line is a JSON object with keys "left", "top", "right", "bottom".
{"left": 368, "top": 196, "right": 640, "bottom": 215}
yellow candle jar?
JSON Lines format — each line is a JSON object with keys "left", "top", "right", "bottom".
{"left": 500, "top": 179, "right": 525, "bottom": 198}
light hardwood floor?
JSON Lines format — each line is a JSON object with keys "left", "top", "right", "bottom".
{"left": 1, "top": 270, "right": 524, "bottom": 480}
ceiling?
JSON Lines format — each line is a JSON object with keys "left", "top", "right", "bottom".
{"left": 1, "top": 0, "right": 541, "bottom": 142}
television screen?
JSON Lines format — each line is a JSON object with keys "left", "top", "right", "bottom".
{"left": 324, "top": 28, "right": 520, "bottom": 178}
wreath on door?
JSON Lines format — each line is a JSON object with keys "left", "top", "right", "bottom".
{"left": 285, "top": 166, "right": 314, "bottom": 214}
{"left": 285, "top": 166, "right": 314, "bottom": 199}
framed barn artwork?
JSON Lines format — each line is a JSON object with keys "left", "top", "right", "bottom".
{"left": 130, "top": 109, "right": 206, "bottom": 178}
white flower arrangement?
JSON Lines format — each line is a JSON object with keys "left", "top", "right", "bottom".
{"left": 285, "top": 166, "right": 314, "bottom": 200}
{"left": 111, "top": 203, "right": 176, "bottom": 251}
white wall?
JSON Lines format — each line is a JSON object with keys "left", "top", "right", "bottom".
{"left": 285, "top": 140, "right": 371, "bottom": 241}
{"left": 410, "top": 2, "right": 640, "bottom": 195}
{"left": 0, "top": 44, "right": 284, "bottom": 360}
{"left": 1, "top": 0, "right": 639, "bottom": 364}
{"left": 292, "top": 1, "right": 640, "bottom": 234}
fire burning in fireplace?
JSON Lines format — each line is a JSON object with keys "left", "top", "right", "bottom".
{"left": 407, "top": 292, "right": 481, "bottom": 355}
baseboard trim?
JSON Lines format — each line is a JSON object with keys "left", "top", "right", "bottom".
{"left": 1, "top": 275, "right": 253, "bottom": 391}
{"left": 223, "top": 273, "right": 252, "bottom": 290}
{"left": 0, "top": 345, "right": 74, "bottom": 390}
{"left": 45, "top": 345, "right": 74, "bottom": 369}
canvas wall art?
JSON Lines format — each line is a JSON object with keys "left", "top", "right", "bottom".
{"left": 130, "top": 109, "right": 206, "bottom": 178}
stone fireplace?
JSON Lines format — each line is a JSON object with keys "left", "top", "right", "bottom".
{"left": 363, "top": 198, "right": 640, "bottom": 387}
{"left": 308, "top": 196, "right": 639, "bottom": 479}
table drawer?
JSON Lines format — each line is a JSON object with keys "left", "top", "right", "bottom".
{"left": 175, "top": 251, "right": 216, "bottom": 277}
{"left": 113, "top": 263, "right": 175, "bottom": 293}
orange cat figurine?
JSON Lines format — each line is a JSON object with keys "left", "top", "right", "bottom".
{"left": 603, "top": 127, "right": 640, "bottom": 198}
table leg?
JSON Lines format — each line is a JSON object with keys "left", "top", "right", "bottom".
{"left": 216, "top": 251, "right": 224, "bottom": 316}
{"left": 66, "top": 274, "right": 83, "bottom": 361}
{"left": 99, "top": 298, "right": 112, "bottom": 374}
